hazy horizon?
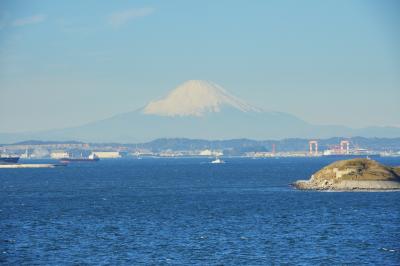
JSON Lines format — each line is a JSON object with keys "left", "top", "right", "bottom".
{"left": 1, "top": 0, "right": 400, "bottom": 133}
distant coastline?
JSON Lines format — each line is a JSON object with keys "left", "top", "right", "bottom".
{"left": 1, "top": 137, "right": 400, "bottom": 159}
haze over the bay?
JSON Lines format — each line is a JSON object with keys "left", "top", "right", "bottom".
{"left": 0, "top": 0, "right": 399, "bottom": 134}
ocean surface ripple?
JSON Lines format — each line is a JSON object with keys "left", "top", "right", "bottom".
{"left": 1, "top": 157, "right": 399, "bottom": 265}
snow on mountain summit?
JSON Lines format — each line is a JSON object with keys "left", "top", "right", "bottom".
{"left": 143, "top": 80, "right": 261, "bottom": 117}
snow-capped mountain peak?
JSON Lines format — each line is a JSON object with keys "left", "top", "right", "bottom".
{"left": 142, "top": 80, "right": 261, "bottom": 117}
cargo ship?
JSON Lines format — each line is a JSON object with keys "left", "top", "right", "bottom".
{"left": 59, "top": 153, "right": 99, "bottom": 163}
{"left": 0, "top": 155, "right": 20, "bottom": 164}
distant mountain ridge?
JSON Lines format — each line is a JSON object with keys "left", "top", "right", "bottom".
{"left": 0, "top": 80, "right": 399, "bottom": 143}
{"left": 11, "top": 140, "right": 84, "bottom": 145}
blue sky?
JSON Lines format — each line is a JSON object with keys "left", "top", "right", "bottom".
{"left": 0, "top": 0, "right": 399, "bottom": 132}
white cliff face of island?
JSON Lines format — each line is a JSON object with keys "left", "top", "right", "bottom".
{"left": 142, "top": 80, "right": 262, "bottom": 117}
{"left": 294, "top": 158, "right": 400, "bottom": 191}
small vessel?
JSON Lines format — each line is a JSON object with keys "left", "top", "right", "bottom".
{"left": 59, "top": 153, "right": 99, "bottom": 163}
{"left": 0, "top": 155, "right": 20, "bottom": 164}
{"left": 211, "top": 157, "right": 225, "bottom": 164}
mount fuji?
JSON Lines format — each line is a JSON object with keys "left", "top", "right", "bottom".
{"left": 1, "top": 80, "right": 399, "bottom": 143}
{"left": 143, "top": 80, "right": 262, "bottom": 117}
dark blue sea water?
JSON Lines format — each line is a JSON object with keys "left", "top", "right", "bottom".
{"left": 1, "top": 157, "right": 399, "bottom": 265}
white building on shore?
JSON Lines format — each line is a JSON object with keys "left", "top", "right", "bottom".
{"left": 199, "top": 149, "right": 223, "bottom": 156}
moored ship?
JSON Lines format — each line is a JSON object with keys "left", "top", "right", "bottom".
{"left": 0, "top": 155, "right": 20, "bottom": 164}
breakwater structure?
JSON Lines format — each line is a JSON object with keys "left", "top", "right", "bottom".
{"left": 0, "top": 163, "right": 66, "bottom": 169}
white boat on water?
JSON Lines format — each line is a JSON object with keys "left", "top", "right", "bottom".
{"left": 211, "top": 157, "right": 225, "bottom": 164}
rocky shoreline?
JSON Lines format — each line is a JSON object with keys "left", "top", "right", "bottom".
{"left": 294, "top": 179, "right": 400, "bottom": 191}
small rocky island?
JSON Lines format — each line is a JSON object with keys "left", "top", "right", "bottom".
{"left": 294, "top": 158, "right": 400, "bottom": 191}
